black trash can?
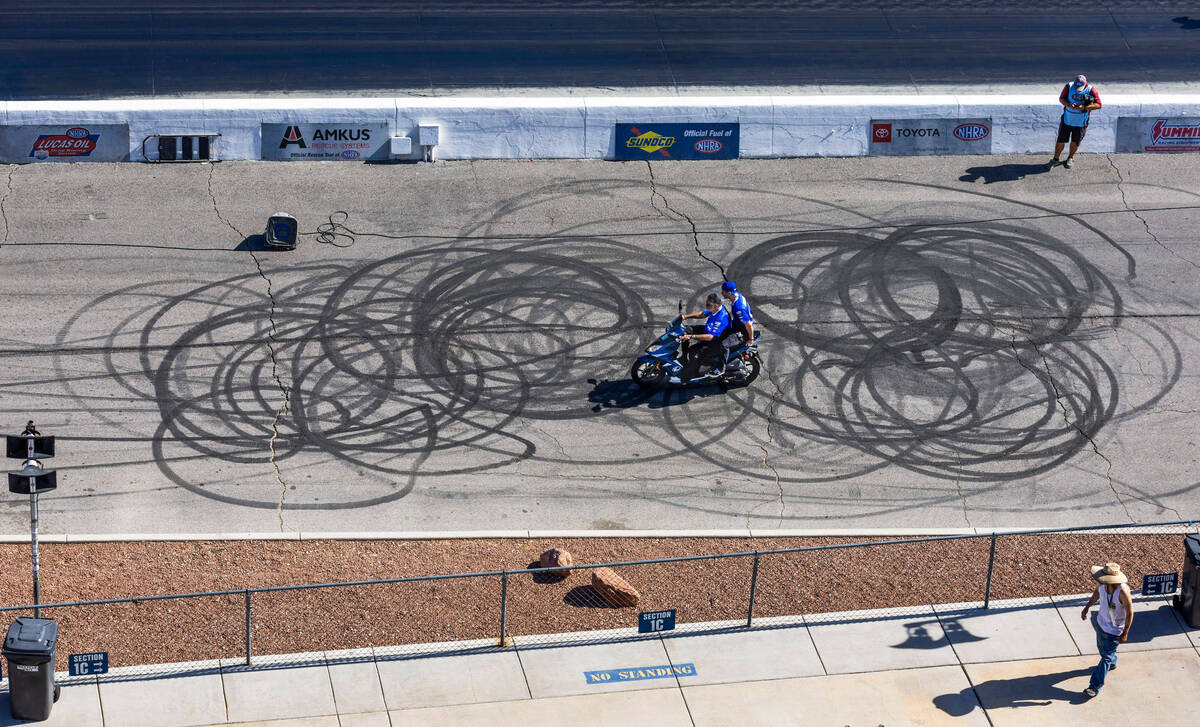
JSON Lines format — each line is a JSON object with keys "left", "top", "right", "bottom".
{"left": 2, "top": 618, "right": 59, "bottom": 721}
{"left": 1177, "top": 533, "right": 1200, "bottom": 629}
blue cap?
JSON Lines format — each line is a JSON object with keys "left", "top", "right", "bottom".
{"left": 721, "top": 280, "right": 737, "bottom": 293}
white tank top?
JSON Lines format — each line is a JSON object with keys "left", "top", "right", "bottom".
{"left": 1096, "top": 584, "right": 1129, "bottom": 636}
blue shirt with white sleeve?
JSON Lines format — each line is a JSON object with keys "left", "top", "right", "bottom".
{"left": 729, "top": 292, "right": 754, "bottom": 331}
{"left": 701, "top": 306, "right": 730, "bottom": 337}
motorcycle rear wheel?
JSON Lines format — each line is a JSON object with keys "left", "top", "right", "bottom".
{"left": 631, "top": 360, "right": 667, "bottom": 389}
{"left": 726, "top": 353, "right": 761, "bottom": 387}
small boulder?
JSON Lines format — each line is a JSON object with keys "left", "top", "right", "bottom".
{"left": 591, "top": 567, "right": 640, "bottom": 607}
{"left": 539, "top": 548, "right": 573, "bottom": 577}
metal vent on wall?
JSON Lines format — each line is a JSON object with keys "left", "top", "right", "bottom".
{"left": 141, "top": 133, "right": 220, "bottom": 162}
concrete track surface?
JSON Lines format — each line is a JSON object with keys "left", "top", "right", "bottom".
{"left": 0, "top": 154, "right": 1197, "bottom": 534}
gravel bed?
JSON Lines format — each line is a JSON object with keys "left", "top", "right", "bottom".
{"left": 0, "top": 534, "right": 1188, "bottom": 669}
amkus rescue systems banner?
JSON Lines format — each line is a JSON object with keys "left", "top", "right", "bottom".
{"left": 0, "top": 125, "right": 130, "bottom": 163}
{"left": 869, "top": 119, "right": 992, "bottom": 156}
{"left": 1116, "top": 118, "right": 1200, "bottom": 153}
{"left": 262, "top": 123, "right": 389, "bottom": 161}
{"left": 615, "top": 123, "right": 738, "bottom": 160}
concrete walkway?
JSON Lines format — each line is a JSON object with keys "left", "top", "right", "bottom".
{"left": 6, "top": 594, "right": 1198, "bottom": 727}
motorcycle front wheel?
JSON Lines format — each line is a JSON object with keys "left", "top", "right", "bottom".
{"left": 630, "top": 360, "right": 667, "bottom": 389}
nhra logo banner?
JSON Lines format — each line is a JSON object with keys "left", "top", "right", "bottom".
{"left": 261, "top": 122, "right": 390, "bottom": 161}
{"left": 1116, "top": 117, "right": 1200, "bottom": 153}
{"left": 615, "top": 123, "right": 738, "bottom": 160}
{"left": 869, "top": 119, "right": 992, "bottom": 156}
{"left": 0, "top": 124, "right": 130, "bottom": 163}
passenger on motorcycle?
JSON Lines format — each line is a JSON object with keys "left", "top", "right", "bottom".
{"left": 720, "top": 280, "right": 754, "bottom": 366}
{"left": 679, "top": 293, "right": 730, "bottom": 379}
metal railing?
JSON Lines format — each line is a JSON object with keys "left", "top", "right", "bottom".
{"left": 0, "top": 519, "right": 1193, "bottom": 675}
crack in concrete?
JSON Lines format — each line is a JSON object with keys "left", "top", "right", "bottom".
{"left": 1006, "top": 329, "right": 1133, "bottom": 521}
{"left": 1, "top": 165, "right": 15, "bottom": 248}
{"left": 468, "top": 160, "right": 485, "bottom": 200}
{"left": 953, "top": 451, "right": 973, "bottom": 529}
{"left": 208, "top": 165, "right": 292, "bottom": 531}
{"left": 1110, "top": 326, "right": 1149, "bottom": 380}
{"left": 645, "top": 161, "right": 726, "bottom": 278}
{"left": 525, "top": 421, "right": 564, "bottom": 460}
{"left": 1107, "top": 154, "right": 1200, "bottom": 271}
{"left": 745, "top": 364, "right": 786, "bottom": 530}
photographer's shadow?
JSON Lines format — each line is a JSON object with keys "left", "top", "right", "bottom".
{"left": 961, "top": 162, "right": 1055, "bottom": 184}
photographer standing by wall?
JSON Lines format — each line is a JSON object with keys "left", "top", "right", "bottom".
{"left": 1052, "top": 74, "right": 1102, "bottom": 169}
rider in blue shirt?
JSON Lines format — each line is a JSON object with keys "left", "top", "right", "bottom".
{"left": 680, "top": 292, "right": 730, "bottom": 379}
{"left": 721, "top": 280, "right": 754, "bottom": 344}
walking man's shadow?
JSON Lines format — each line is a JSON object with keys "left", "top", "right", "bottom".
{"left": 960, "top": 162, "right": 1054, "bottom": 184}
{"left": 934, "top": 668, "right": 1092, "bottom": 715}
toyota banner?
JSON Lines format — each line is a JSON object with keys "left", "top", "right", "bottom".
{"left": 869, "top": 119, "right": 992, "bottom": 156}
{"left": 262, "top": 122, "right": 390, "bottom": 161}
{"left": 1116, "top": 117, "right": 1200, "bottom": 153}
{"left": 0, "top": 124, "right": 130, "bottom": 163}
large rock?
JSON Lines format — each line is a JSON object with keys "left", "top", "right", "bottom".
{"left": 539, "top": 548, "right": 573, "bottom": 576}
{"left": 591, "top": 567, "right": 640, "bottom": 607}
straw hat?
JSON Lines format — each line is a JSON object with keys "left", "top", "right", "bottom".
{"left": 1090, "top": 562, "right": 1127, "bottom": 585}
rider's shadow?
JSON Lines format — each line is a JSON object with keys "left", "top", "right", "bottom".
{"left": 586, "top": 378, "right": 726, "bottom": 412}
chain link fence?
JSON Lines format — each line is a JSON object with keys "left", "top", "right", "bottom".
{"left": 0, "top": 519, "right": 1194, "bottom": 678}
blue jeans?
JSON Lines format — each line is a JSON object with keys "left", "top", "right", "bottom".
{"left": 1089, "top": 629, "right": 1120, "bottom": 691}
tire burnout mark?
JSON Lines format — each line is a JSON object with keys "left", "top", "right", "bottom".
{"left": 128, "top": 238, "right": 696, "bottom": 509}
{"left": 718, "top": 221, "right": 1177, "bottom": 484}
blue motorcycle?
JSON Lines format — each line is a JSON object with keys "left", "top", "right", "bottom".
{"left": 630, "top": 314, "right": 762, "bottom": 389}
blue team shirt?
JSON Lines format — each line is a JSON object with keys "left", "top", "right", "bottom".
{"left": 701, "top": 306, "right": 730, "bottom": 337}
{"left": 729, "top": 293, "right": 754, "bottom": 329}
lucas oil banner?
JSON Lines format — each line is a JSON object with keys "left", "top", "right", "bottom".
{"left": 1116, "top": 117, "right": 1200, "bottom": 153}
{"left": 869, "top": 119, "right": 992, "bottom": 156}
{"left": 262, "top": 122, "right": 390, "bottom": 161}
{"left": 615, "top": 123, "right": 739, "bottom": 160}
{"left": 0, "top": 124, "right": 130, "bottom": 163}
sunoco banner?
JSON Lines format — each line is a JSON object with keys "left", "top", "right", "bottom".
{"left": 615, "top": 123, "right": 739, "bottom": 160}
{"left": 869, "top": 119, "right": 992, "bottom": 156}
{"left": 1116, "top": 117, "right": 1200, "bottom": 153}
{"left": 262, "top": 123, "right": 389, "bottom": 161}
{"left": 0, "top": 124, "right": 130, "bottom": 163}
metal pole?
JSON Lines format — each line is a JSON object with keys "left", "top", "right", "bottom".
{"left": 499, "top": 571, "right": 508, "bottom": 647}
{"left": 746, "top": 552, "right": 761, "bottom": 629}
{"left": 244, "top": 589, "right": 252, "bottom": 665}
{"left": 30, "top": 490, "right": 40, "bottom": 618}
{"left": 983, "top": 533, "right": 998, "bottom": 609}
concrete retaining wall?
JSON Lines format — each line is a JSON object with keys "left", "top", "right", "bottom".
{"left": 4, "top": 94, "right": 1199, "bottom": 161}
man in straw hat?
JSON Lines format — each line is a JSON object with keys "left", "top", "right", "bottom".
{"left": 1079, "top": 562, "right": 1133, "bottom": 698}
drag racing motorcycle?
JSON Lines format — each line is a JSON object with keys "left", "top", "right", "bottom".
{"left": 630, "top": 313, "right": 762, "bottom": 389}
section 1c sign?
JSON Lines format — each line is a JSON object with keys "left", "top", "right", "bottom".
{"left": 1142, "top": 572, "right": 1178, "bottom": 596}
{"left": 639, "top": 609, "right": 676, "bottom": 633}
{"left": 869, "top": 119, "right": 992, "bottom": 156}
{"left": 615, "top": 123, "right": 739, "bottom": 160}
{"left": 69, "top": 651, "right": 109, "bottom": 676}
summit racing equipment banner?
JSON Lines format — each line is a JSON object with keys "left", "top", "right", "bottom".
{"left": 1116, "top": 117, "right": 1200, "bottom": 153}
{"left": 0, "top": 124, "right": 130, "bottom": 163}
{"left": 869, "top": 119, "right": 992, "bottom": 156}
{"left": 262, "top": 122, "right": 389, "bottom": 161}
{"left": 615, "top": 123, "right": 738, "bottom": 160}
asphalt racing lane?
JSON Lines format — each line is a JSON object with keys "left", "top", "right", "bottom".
{"left": 3, "top": 2, "right": 1200, "bottom": 98}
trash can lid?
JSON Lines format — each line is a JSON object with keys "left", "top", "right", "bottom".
{"left": 2, "top": 618, "right": 58, "bottom": 656}
{"left": 1188, "top": 533, "right": 1200, "bottom": 564}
